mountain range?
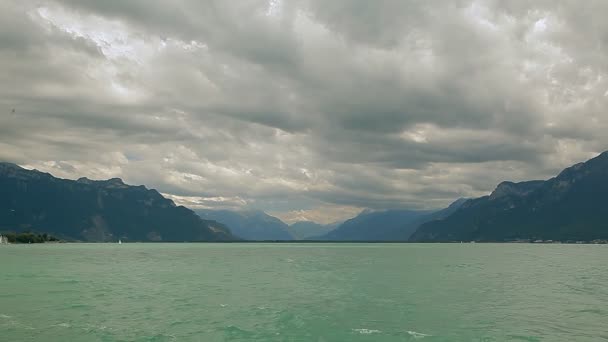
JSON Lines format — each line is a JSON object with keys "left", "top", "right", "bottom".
{"left": 318, "top": 198, "right": 467, "bottom": 241}
{"left": 410, "top": 152, "right": 608, "bottom": 242}
{"left": 289, "top": 221, "right": 340, "bottom": 240}
{"left": 0, "top": 162, "right": 234, "bottom": 242}
{"left": 2, "top": 151, "right": 608, "bottom": 243}
{"left": 195, "top": 209, "right": 294, "bottom": 240}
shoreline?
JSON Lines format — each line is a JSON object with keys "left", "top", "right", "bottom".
{"left": 3, "top": 240, "right": 606, "bottom": 245}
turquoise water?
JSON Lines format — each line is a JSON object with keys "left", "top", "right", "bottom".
{"left": 1, "top": 243, "right": 607, "bottom": 341}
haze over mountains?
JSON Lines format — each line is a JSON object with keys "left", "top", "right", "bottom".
{"left": 2, "top": 152, "right": 608, "bottom": 242}
{"left": 289, "top": 221, "right": 340, "bottom": 240}
{"left": 318, "top": 198, "right": 467, "bottom": 241}
{"left": 320, "top": 209, "right": 432, "bottom": 241}
{"left": 195, "top": 209, "right": 294, "bottom": 241}
{"left": 194, "top": 210, "right": 339, "bottom": 240}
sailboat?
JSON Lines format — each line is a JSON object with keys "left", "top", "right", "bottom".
{"left": 118, "top": 239, "right": 122, "bottom": 245}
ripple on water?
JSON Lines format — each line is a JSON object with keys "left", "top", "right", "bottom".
{"left": 135, "top": 333, "right": 176, "bottom": 342}
{"left": 2, "top": 243, "right": 607, "bottom": 341}
{"left": 83, "top": 323, "right": 110, "bottom": 332}
{"left": 353, "top": 328, "right": 381, "bottom": 335}
{"left": 406, "top": 330, "right": 431, "bottom": 339}
{"left": 58, "top": 279, "right": 80, "bottom": 284}
{"left": 505, "top": 335, "right": 541, "bottom": 341}
{"left": 169, "top": 320, "right": 189, "bottom": 328}
{"left": 576, "top": 308, "right": 606, "bottom": 316}
{"left": 222, "top": 325, "right": 256, "bottom": 339}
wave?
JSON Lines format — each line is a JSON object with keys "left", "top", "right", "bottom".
{"left": 407, "top": 330, "right": 431, "bottom": 339}
{"left": 353, "top": 328, "right": 381, "bottom": 334}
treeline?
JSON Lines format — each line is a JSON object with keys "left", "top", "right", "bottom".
{"left": 1, "top": 232, "right": 59, "bottom": 243}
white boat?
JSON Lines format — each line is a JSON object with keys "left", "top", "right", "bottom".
{"left": 0, "top": 235, "right": 7, "bottom": 244}
{"left": 118, "top": 239, "right": 122, "bottom": 244}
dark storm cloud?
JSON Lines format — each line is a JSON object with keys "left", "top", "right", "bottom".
{"left": 1, "top": 0, "right": 607, "bottom": 222}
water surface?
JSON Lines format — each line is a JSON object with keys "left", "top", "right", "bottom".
{"left": 1, "top": 243, "right": 607, "bottom": 341}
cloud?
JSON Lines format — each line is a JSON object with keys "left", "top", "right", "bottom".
{"left": 1, "top": 0, "right": 607, "bottom": 223}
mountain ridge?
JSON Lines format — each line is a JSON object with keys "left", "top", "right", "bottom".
{"left": 0, "top": 163, "right": 235, "bottom": 242}
{"left": 289, "top": 220, "right": 340, "bottom": 240}
{"left": 195, "top": 209, "right": 294, "bottom": 240}
{"left": 410, "top": 152, "right": 608, "bottom": 242}
{"left": 319, "top": 209, "right": 434, "bottom": 241}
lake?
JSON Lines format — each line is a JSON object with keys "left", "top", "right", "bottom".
{"left": 1, "top": 243, "right": 607, "bottom": 341}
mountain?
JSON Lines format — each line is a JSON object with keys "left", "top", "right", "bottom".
{"left": 288, "top": 221, "right": 340, "bottom": 240}
{"left": 410, "top": 152, "right": 608, "bottom": 242}
{"left": 319, "top": 209, "right": 434, "bottom": 241}
{"left": 387, "top": 198, "right": 469, "bottom": 240}
{"left": 195, "top": 209, "right": 294, "bottom": 240}
{"left": 0, "top": 162, "right": 234, "bottom": 241}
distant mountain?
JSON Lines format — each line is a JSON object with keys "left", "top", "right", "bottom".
{"left": 288, "top": 221, "right": 340, "bottom": 240}
{"left": 319, "top": 209, "right": 434, "bottom": 241}
{"left": 195, "top": 209, "right": 294, "bottom": 240}
{"left": 0, "top": 162, "right": 234, "bottom": 242}
{"left": 410, "top": 152, "right": 608, "bottom": 242}
{"left": 385, "top": 198, "right": 468, "bottom": 240}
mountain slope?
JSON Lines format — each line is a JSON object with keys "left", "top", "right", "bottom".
{"left": 386, "top": 198, "right": 469, "bottom": 241}
{"left": 195, "top": 209, "right": 294, "bottom": 240}
{"left": 288, "top": 221, "right": 339, "bottom": 240}
{"left": 319, "top": 209, "right": 434, "bottom": 241}
{"left": 410, "top": 152, "right": 608, "bottom": 242}
{"left": 0, "top": 162, "right": 234, "bottom": 241}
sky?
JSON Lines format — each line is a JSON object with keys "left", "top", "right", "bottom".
{"left": 1, "top": 0, "right": 608, "bottom": 224}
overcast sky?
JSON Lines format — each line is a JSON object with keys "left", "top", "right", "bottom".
{"left": 1, "top": 1, "right": 607, "bottom": 223}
